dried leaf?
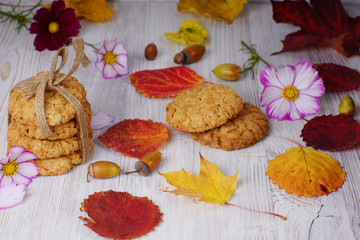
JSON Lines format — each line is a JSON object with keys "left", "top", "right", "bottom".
{"left": 160, "top": 154, "right": 238, "bottom": 205}
{"left": 266, "top": 145, "right": 346, "bottom": 198}
{"left": 64, "top": 0, "right": 113, "bottom": 22}
{"left": 98, "top": 119, "right": 169, "bottom": 159}
{"left": 271, "top": 0, "right": 360, "bottom": 57}
{"left": 80, "top": 190, "right": 162, "bottom": 239}
{"left": 164, "top": 20, "right": 208, "bottom": 45}
{"left": 301, "top": 114, "right": 360, "bottom": 151}
{"left": 130, "top": 66, "right": 204, "bottom": 98}
{"left": 313, "top": 63, "right": 360, "bottom": 91}
{"left": 177, "top": 0, "right": 248, "bottom": 24}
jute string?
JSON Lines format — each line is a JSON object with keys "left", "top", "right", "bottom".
{"left": 11, "top": 37, "right": 91, "bottom": 163}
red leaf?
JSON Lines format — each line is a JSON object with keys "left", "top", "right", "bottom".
{"left": 271, "top": 0, "right": 360, "bottom": 57}
{"left": 80, "top": 191, "right": 162, "bottom": 239}
{"left": 98, "top": 119, "right": 169, "bottom": 159}
{"left": 130, "top": 66, "right": 204, "bottom": 98}
{"left": 313, "top": 63, "right": 360, "bottom": 91}
{"left": 301, "top": 114, "right": 360, "bottom": 151}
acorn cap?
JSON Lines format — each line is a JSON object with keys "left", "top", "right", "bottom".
{"left": 135, "top": 161, "right": 150, "bottom": 176}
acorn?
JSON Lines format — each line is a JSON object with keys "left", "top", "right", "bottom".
{"left": 125, "top": 151, "right": 162, "bottom": 176}
{"left": 174, "top": 44, "right": 206, "bottom": 64}
{"left": 339, "top": 96, "right": 355, "bottom": 116}
{"left": 87, "top": 161, "right": 121, "bottom": 182}
{"left": 145, "top": 43, "right": 157, "bottom": 60}
{"left": 212, "top": 63, "right": 241, "bottom": 81}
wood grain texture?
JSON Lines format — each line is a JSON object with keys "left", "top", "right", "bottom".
{"left": 0, "top": 2, "right": 360, "bottom": 240}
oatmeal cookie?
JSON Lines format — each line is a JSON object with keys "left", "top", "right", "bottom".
{"left": 166, "top": 84, "right": 243, "bottom": 132}
{"left": 9, "top": 73, "right": 88, "bottom": 127}
{"left": 189, "top": 102, "right": 269, "bottom": 150}
{"left": 7, "top": 122, "right": 81, "bottom": 159}
{"left": 33, "top": 151, "right": 82, "bottom": 175}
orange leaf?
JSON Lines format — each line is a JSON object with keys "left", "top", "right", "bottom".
{"left": 266, "top": 146, "right": 346, "bottom": 198}
{"left": 130, "top": 66, "right": 204, "bottom": 98}
{"left": 79, "top": 190, "right": 162, "bottom": 239}
{"left": 98, "top": 119, "right": 169, "bottom": 159}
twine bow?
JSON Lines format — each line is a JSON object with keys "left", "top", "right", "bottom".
{"left": 12, "top": 37, "right": 91, "bottom": 163}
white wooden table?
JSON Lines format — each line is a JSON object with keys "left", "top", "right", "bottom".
{"left": 1, "top": 1, "right": 360, "bottom": 239}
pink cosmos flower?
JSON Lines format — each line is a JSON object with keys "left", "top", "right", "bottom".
{"left": 94, "top": 39, "right": 129, "bottom": 79}
{"left": 29, "top": 0, "right": 81, "bottom": 51}
{"left": 0, "top": 182, "right": 27, "bottom": 209}
{"left": 260, "top": 60, "right": 325, "bottom": 121}
{"left": 0, "top": 146, "right": 38, "bottom": 187}
{"left": 91, "top": 111, "right": 115, "bottom": 130}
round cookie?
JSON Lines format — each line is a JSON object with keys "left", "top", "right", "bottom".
{"left": 33, "top": 151, "right": 82, "bottom": 176}
{"left": 9, "top": 99, "right": 93, "bottom": 140}
{"left": 7, "top": 122, "right": 81, "bottom": 159}
{"left": 189, "top": 102, "right": 269, "bottom": 150}
{"left": 9, "top": 73, "right": 88, "bottom": 127}
{"left": 166, "top": 84, "right": 243, "bottom": 132}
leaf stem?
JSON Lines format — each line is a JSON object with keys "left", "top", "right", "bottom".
{"left": 225, "top": 202, "right": 287, "bottom": 220}
{"left": 267, "top": 134, "right": 302, "bottom": 147}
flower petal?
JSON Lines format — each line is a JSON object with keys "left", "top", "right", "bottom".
{"left": 113, "top": 59, "right": 129, "bottom": 76}
{"left": 0, "top": 175, "right": 13, "bottom": 188}
{"left": 266, "top": 97, "right": 292, "bottom": 121}
{"left": 91, "top": 111, "right": 115, "bottom": 130}
{"left": 103, "top": 39, "right": 117, "bottom": 52}
{"left": 299, "top": 79, "right": 325, "bottom": 97}
{"left": 276, "top": 65, "right": 296, "bottom": 86}
{"left": 17, "top": 162, "right": 39, "bottom": 180}
{"left": 0, "top": 157, "right": 9, "bottom": 165}
{"left": 260, "top": 86, "right": 283, "bottom": 107}
{"left": 113, "top": 42, "right": 127, "bottom": 55}
{"left": 94, "top": 47, "right": 107, "bottom": 55}
{"left": 32, "top": 8, "right": 52, "bottom": 23}
{"left": 15, "top": 151, "right": 37, "bottom": 163}
{"left": 0, "top": 182, "right": 27, "bottom": 209}
{"left": 11, "top": 173, "right": 32, "bottom": 186}
{"left": 293, "top": 60, "right": 321, "bottom": 90}
{"left": 260, "top": 66, "right": 284, "bottom": 88}
{"left": 95, "top": 59, "right": 106, "bottom": 73}
{"left": 293, "top": 94, "right": 321, "bottom": 117}
{"left": 8, "top": 146, "right": 26, "bottom": 161}
{"left": 102, "top": 64, "right": 120, "bottom": 79}
{"left": 51, "top": 0, "right": 66, "bottom": 18}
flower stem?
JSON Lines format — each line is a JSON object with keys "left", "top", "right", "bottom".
{"left": 85, "top": 42, "right": 99, "bottom": 50}
{"left": 225, "top": 202, "right": 287, "bottom": 220}
{"left": 241, "top": 41, "right": 271, "bottom": 67}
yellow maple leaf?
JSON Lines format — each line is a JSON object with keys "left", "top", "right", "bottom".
{"left": 164, "top": 20, "right": 208, "bottom": 45}
{"left": 177, "top": 0, "right": 248, "bottom": 24}
{"left": 64, "top": 0, "right": 113, "bottom": 22}
{"left": 160, "top": 154, "right": 238, "bottom": 205}
{"left": 266, "top": 146, "right": 346, "bottom": 198}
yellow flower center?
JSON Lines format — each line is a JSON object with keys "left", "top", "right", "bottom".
{"left": 103, "top": 52, "right": 117, "bottom": 65}
{"left": 2, "top": 161, "right": 18, "bottom": 176}
{"left": 48, "top": 21, "right": 60, "bottom": 34}
{"left": 282, "top": 86, "right": 298, "bottom": 101}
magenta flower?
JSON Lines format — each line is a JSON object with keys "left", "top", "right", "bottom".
{"left": 91, "top": 111, "right": 115, "bottom": 130}
{"left": 260, "top": 60, "right": 325, "bottom": 121}
{"left": 0, "top": 146, "right": 38, "bottom": 187}
{"left": 0, "top": 182, "right": 27, "bottom": 209}
{"left": 94, "top": 39, "right": 129, "bottom": 79}
{"left": 29, "top": 0, "right": 81, "bottom": 51}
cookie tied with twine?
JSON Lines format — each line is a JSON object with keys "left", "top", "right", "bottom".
{"left": 10, "top": 37, "right": 91, "bottom": 163}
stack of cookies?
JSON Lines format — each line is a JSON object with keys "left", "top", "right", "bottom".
{"left": 166, "top": 84, "right": 269, "bottom": 150}
{"left": 7, "top": 73, "right": 93, "bottom": 175}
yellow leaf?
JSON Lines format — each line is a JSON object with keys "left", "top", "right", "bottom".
{"left": 177, "top": 0, "right": 248, "bottom": 24}
{"left": 160, "top": 154, "right": 238, "bottom": 205}
{"left": 266, "top": 147, "right": 346, "bottom": 198}
{"left": 164, "top": 20, "right": 208, "bottom": 45}
{"left": 64, "top": 0, "right": 113, "bottom": 22}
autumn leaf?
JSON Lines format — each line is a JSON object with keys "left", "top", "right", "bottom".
{"left": 160, "top": 153, "right": 238, "bottom": 205}
{"left": 79, "top": 190, "right": 162, "bottom": 239}
{"left": 98, "top": 119, "right": 169, "bottom": 159}
{"left": 266, "top": 139, "right": 346, "bottom": 198}
{"left": 177, "top": 0, "right": 248, "bottom": 24}
{"left": 64, "top": 0, "right": 113, "bottom": 22}
{"left": 164, "top": 20, "right": 208, "bottom": 45}
{"left": 313, "top": 63, "right": 360, "bottom": 91}
{"left": 301, "top": 114, "right": 360, "bottom": 151}
{"left": 130, "top": 66, "right": 204, "bottom": 98}
{"left": 271, "top": 0, "right": 360, "bottom": 57}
